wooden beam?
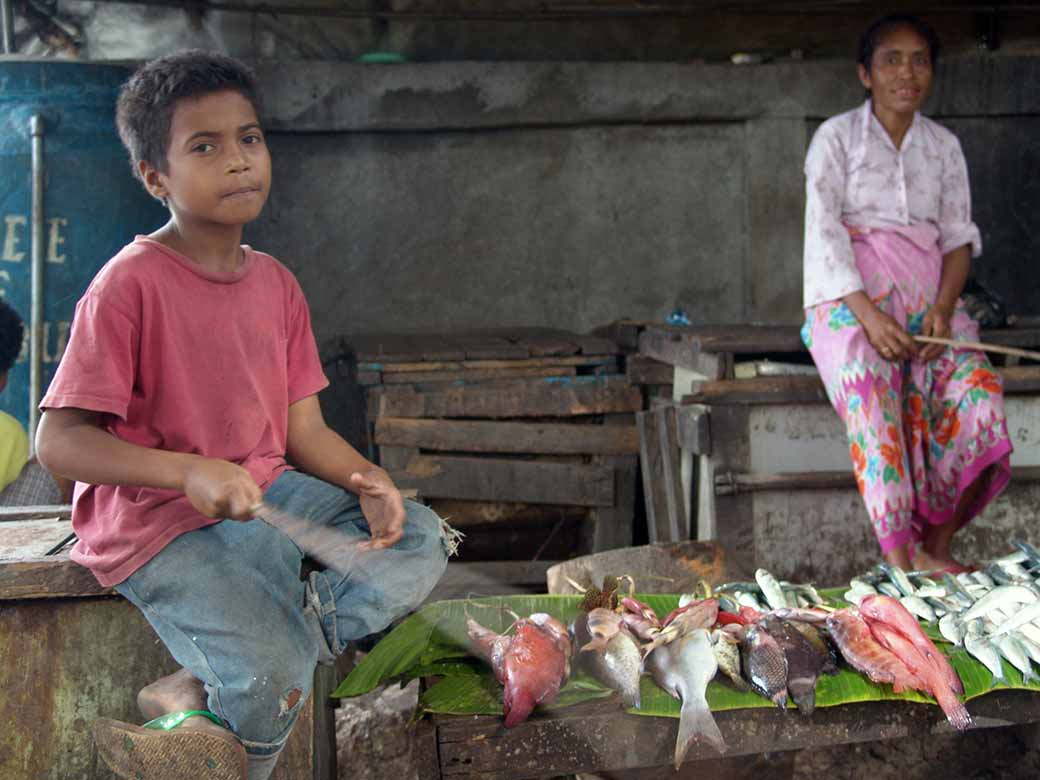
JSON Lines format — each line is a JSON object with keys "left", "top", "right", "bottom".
{"left": 380, "top": 366, "right": 577, "bottom": 385}
{"left": 390, "top": 455, "right": 615, "bottom": 506}
{"left": 0, "top": 554, "right": 113, "bottom": 600}
{"left": 375, "top": 417, "right": 639, "bottom": 455}
{"left": 636, "top": 406, "right": 686, "bottom": 543}
{"left": 625, "top": 355, "right": 674, "bottom": 386}
{"left": 376, "top": 377, "right": 643, "bottom": 419}
{"left": 0, "top": 505, "right": 71, "bottom": 522}
{"left": 637, "top": 327, "right": 731, "bottom": 378}
{"left": 714, "top": 466, "right": 1040, "bottom": 496}
{"left": 364, "top": 355, "right": 618, "bottom": 374}
{"left": 682, "top": 375, "right": 829, "bottom": 405}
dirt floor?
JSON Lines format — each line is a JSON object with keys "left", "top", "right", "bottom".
{"left": 335, "top": 682, "right": 1040, "bottom": 780}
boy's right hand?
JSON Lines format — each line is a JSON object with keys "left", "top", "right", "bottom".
{"left": 182, "top": 457, "right": 262, "bottom": 521}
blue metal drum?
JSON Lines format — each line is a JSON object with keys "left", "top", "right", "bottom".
{"left": 0, "top": 59, "right": 166, "bottom": 430}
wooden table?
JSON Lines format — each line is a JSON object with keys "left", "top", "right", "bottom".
{"left": 0, "top": 513, "right": 337, "bottom": 780}
{"left": 413, "top": 690, "right": 1040, "bottom": 779}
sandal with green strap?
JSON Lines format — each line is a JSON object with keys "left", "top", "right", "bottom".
{"left": 94, "top": 710, "right": 246, "bottom": 780}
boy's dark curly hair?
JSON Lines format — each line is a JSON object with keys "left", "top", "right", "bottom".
{"left": 116, "top": 50, "right": 262, "bottom": 182}
{"left": 0, "top": 299, "right": 24, "bottom": 376}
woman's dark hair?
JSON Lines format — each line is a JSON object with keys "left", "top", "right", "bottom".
{"left": 0, "top": 298, "right": 24, "bottom": 376}
{"left": 857, "top": 13, "right": 940, "bottom": 70}
{"left": 116, "top": 50, "right": 262, "bottom": 182}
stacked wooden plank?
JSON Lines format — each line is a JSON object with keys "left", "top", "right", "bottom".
{"left": 635, "top": 322, "right": 1040, "bottom": 583}
{"left": 328, "top": 329, "right": 643, "bottom": 566}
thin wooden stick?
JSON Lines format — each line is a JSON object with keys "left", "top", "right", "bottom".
{"left": 914, "top": 335, "right": 1040, "bottom": 362}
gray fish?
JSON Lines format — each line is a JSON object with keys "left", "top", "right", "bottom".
{"left": 938, "top": 613, "right": 965, "bottom": 647}
{"left": 942, "top": 573, "right": 976, "bottom": 607}
{"left": 995, "top": 634, "right": 1037, "bottom": 684}
{"left": 742, "top": 624, "right": 788, "bottom": 709}
{"left": 877, "top": 582, "right": 903, "bottom": 599}
{"left": 761, "top": 616, "right": 824, "bottom": 716}
{"left": 571, "top": 610, "right": 643, "bottom": 709}
{"left": 755, "top": 568, "right": 788, "bottom": 611}
{"left": 646, "top": 628, "right": 726, "bottom": 768}
{"left": 788, "top": 619, "right": 840, "bottom": 676}
{"left": 710, "top": 629, "right": 750, "bottom": 692}
{"left": 959, "top": 585, "right": 1039, "bottom": 625}
{"left": 879, "top": 562, "right": 916, "bottom": 597}
{"left": 899, "top": 595, "right": 937, "bottom": 623}
{"left": 1014, "top": 540, "right": 1040, "bottom": 568}
{"left": 964, "top": 620, "right": 1007, "bottom": 686}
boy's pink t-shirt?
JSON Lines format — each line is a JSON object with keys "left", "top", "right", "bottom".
{"left": 41, "top": 237, "right": 329, "bottom": 587}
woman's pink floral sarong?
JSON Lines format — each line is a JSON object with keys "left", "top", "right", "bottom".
{"left": 802, "top": 224, "right": 1012, "bottom": 555}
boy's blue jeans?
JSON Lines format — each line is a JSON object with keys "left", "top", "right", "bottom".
{"left": 114, "top": 469, "right": 450, "bottom": 771}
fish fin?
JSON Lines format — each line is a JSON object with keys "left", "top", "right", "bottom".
{"left": 791, "top": 687, "right": 816, "bottom": 716}
{"left": 674, "top": 696, "right": 726, "bottom": 769}
{"left": 580, "top": 636, "right": 609, "bottom": 653}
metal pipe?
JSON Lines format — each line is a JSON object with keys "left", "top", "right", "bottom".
{"left": 1, "top": 0, "right": 13, "bottom": 55}
{"left": 28, "top": 114, "right": 45, "bottom": 454}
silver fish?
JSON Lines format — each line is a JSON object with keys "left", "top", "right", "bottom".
{"left": 755, "top": 569, "right": 788, "bottom": 611}
{"left": 989, "top": 601, "right": 1040, "bottom": 638}
{"left": 972, "top": 572, "right": 997, "bottom": 590}
{"left": 964, "top": 620, "right": 1007, "bottom": 686}
{"left": 960, "top": 585, "right": 1039, "bottom": 625}
{"left": 735, "top": 591, "right": 765, "bottom": 612}
{"left": 877, "top": 582, "right": 903, "bottom": 599}
{"left": 646, "top": 627, "right": 726, "bottom": 768}
{"left": 938, "top": 613, "right": 965, "bottom": 646}
{"left": 879, "top": 563, "right": 916, "bottom": 597}
{"left": 1014, "top": 540, "right": 1040, "bottom": 568}
{"left": 899, "top": 595, "right": 936, "bottom": 623}
{"left": 996, "top": 634, "right": 1036, "bottom": 684}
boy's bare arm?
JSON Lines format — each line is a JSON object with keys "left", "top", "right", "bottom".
{"left": 36, "top": 408, "right": 261, "bottom": 519}
{"left": 286, "top": 395, "right": 405, "bottom": 549}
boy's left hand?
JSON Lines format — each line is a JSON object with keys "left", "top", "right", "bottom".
{"left": 349, "top": 467, "right": 406, "bottom": 550}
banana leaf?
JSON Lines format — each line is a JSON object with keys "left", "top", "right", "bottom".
{"left": 333, "top": 592, "right": 1040, "bottom": 719}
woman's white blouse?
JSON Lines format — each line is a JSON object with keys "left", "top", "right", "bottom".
{"left": 803, "top": 99, "right": 982, "bottom": 308}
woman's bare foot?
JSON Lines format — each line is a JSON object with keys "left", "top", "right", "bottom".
{"left": 137, "top": 668, "right": 230, "bottom": 740}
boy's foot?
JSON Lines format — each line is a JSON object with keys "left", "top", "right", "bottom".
{"left": 94, "top": 715, "right": 247, "bottom": 780}
{"left": 94, "top": 668, "right": 246, "bottom": 780}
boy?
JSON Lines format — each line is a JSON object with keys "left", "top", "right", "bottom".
{"left": 35, "top": 51, "right": 453, "bottom": 780}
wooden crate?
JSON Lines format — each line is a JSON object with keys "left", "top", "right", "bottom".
{"left": 325, "top": 329, "right": 643, "bottom": 566}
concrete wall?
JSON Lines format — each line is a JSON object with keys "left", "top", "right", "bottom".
{"left": 238, "top": 56, "right": 1040, "bottom": 342}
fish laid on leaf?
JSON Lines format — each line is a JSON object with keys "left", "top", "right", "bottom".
{"left": 741, "top": 623, "right": 788, "bottom": 709}
{"left": 787, "top": 619, "right": 840, "bottom": 676}
{"left": 710, "top": 628, "right": 750, "bottom": 692}
{"left": 825, "top": 609, "right": 926, "bottom": 694}
{"left": 467, "top": 613, "right": 572, "bottom": 727}
{"left": 760, "top": 616, "right": 826, "bottom": 716}
{"left": 643, "top": 598, "right": 719, "bottom": 657}
{"left": 868, "top": 621, "right": 973, "bottom": 731}
{"left": 859, "top": 595, "right": 964, "bottom": 696}
{"left": 572, "top": 608, "right": 643, "bottom": 708}
{"left": 646, "top": 627, "right": 726, "bottom": 768}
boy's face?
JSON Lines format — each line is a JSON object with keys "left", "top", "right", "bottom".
{"left": 143, "top": 90, "right": 271, "bottom": 227}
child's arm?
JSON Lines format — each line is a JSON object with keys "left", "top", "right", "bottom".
{"left": 36, "top": 408, "right": 262, "bottom": 519}
{"left": 285, "top": 395, "right": 405, "bottom": 550}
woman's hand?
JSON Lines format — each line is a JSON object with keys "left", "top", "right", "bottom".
{"left": 845, "top": 292, "right": 918, "bottom": 362}
{"left": 349, "top": 467, "right": 406, "bottom": 550}
{"left": 181, "top": 457, "right": 262, "bottom": 521}
{"left": 919, "top": 303, "right": 954, "bottom": 362}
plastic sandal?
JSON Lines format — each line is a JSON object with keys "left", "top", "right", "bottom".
{"left": 94, "top": 711, "right": 246, "bottom": 780}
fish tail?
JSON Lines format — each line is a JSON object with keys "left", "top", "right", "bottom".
{"left": 674, "top": 696, "right": 726, "bottom": 769}
{"left": 933, "top": 685, "right": 974, "bottom": 732}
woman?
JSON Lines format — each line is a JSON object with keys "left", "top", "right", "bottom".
{"left": 801, "top": 14, "right": 1012, "bottom": 572}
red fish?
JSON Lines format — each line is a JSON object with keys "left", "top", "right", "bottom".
{"left": 859, "top": 594, "right": 964, "bottom": 696}
{"left": 466, "top": 613, "right": 572, "bottom": 727}
{"left": 869, "top": 621, "right": 973, "bottom": 731}
{"left": 825, "top": 609, "right": 926, "bottom": 694}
